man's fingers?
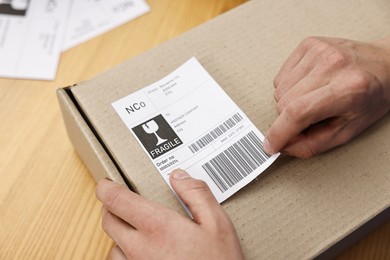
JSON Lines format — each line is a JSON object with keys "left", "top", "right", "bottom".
{"left": 265, "top": 83, "right": 349, "bottom": 154}
{"left": 282, "top": 117, "right": 352, "bottom": 158}
{"left": 274, "top": 48, "right": 317, "bottom": 100}
{"left": 274, "top": 39, "right": 311, "bottom": 88}
{"left": 110, "top": 245, "right": 127, "bottom": 260}
{"left": 101, "top": 207, "right": 141, "bottom": 256}
{"left": 274, "top": 37, "right": 335, "bottom": 102}
{"left": 96, "top": 179, "right": 171, "bottom": 231}
{"left": 169, "top": 169, "right": 224, "bottom": 226}
{"left": 276, "top": 64, "right": 332, "bottom": 114}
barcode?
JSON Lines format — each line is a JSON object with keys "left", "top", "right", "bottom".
{"left": 188, "top": 112, "right": 243, "bottom": 153}
{"left": 202, "top": 131, "right": 269, "bottom": 193}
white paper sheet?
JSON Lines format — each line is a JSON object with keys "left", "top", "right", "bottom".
{"left": 0, "top": 0, "right": 72, "bottom": 80}
{"left": 63, "top": 0, "right": 150, "bottom": 51}
{"left": 0, "top": 0, "right": 150, "bottom": 80}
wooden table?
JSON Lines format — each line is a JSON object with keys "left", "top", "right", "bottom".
{"left": 1, "top": 1, "right": 389, "bottom": 259}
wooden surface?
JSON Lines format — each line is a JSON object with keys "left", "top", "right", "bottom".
{"left": 0, "top": 0, "right": 389, "bottom": 259}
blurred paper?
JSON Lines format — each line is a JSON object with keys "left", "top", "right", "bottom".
{"left": 0, "top": 0, "right": 150, "bottom": 80}
{"left": 63, "top": 0, "right": 150, "bottom": 51}
{"left": 0, "top": 0, "right": 71, "bottom": 80}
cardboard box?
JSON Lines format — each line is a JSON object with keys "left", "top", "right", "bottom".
{"left": 57, "top": 0, "right": 390, "bottom": 258}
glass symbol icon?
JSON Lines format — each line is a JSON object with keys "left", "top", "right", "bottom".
{"left": 142, "top": 120, "right": 167, "bottom": 146}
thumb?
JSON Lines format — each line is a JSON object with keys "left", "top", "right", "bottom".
{"left": 169, "top": 169, "right": 223, "bottom": 225}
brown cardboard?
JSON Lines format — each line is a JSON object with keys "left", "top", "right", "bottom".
{"left": 58, "top": 0, "right": 390, "bottom": 259}
{"left": 57, "top": 88, "right": 126, "bottom": 186}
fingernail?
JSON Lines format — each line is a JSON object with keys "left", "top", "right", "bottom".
{"left": 263, "top": 138, "right": 273, "bottom": 154}
{"left": 172, "top": 169, "right": 191, "bottom": 180}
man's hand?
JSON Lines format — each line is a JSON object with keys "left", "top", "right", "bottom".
{"left": 96, "top": 169, "right": 244, "bottom": 260}
{"left": 264, "top": 36, "right": 390, "bottom": 158}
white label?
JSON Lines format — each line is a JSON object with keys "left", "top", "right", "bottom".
{"left": 112, "top": 57, "right": 279, "bottom": 203}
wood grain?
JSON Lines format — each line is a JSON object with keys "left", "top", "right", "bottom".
{"left": 0, "top": 0, "right": 388, "bottom": 259}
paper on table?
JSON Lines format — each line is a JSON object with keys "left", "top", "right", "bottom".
{"left": 0, "top": 0, "right": 150, "bottom": 80}
{"left": 112, "top": 57, "right": 280, "bottom": 203}
{"left": 62, "top": 0, "right": 150, "bottom": 51}
{"left": 0, "top": 0, "right": 72, "bottom": 80}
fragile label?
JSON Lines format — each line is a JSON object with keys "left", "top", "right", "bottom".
{"left": 112, "top": 57, "right": 279, "bottom": 203}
